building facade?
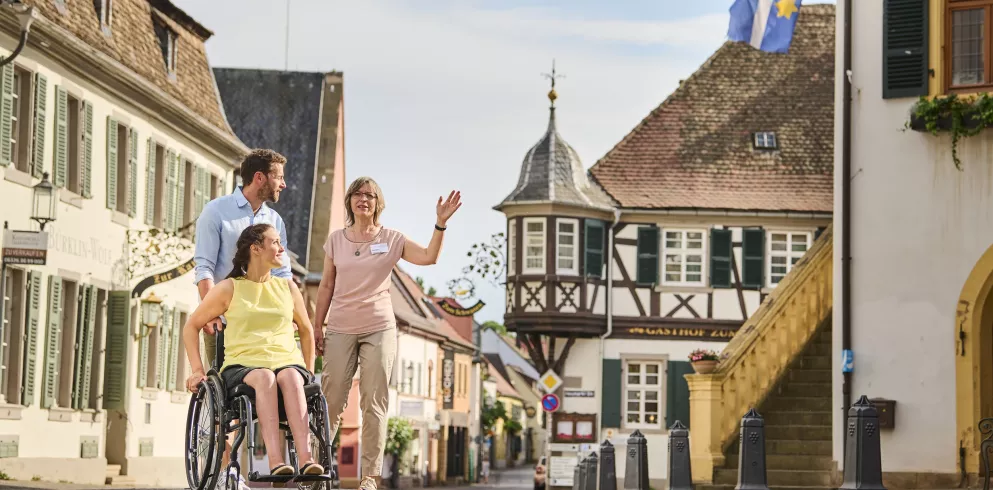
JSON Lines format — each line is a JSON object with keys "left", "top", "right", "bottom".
{"left": 496, "top": 7, "right": 834, "bottom": 488}
{"left": 0, "top": 0, "right": 246, "bottom": 485}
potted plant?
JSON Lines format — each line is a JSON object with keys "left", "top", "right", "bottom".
{"left": 385, "top": 417, "right": 415, "bottom": 488}
{"left": 688, "top": 349, "right": 720, "bottom": 374}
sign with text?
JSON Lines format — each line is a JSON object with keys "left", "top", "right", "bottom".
{"left": 549, "top": 456, "right": 578, "bottom": 487}
{"left": 2, "top": 230, "right": 48, "bottom": 265}
{"left": 563, "top": 389, "right": 594, "bottom": 398}
{"left": 437, "top": 299, "right": 486, "bottom": 317}
{"left": 613, "top": 322, "right": 739, "bottom": 341}
{"left": 131, "top": 259, "right": 195, "bottom": 297}
{"left": 442, "top": 348, "right": 455, "bottom": 410}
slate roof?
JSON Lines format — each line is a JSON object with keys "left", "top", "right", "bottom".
{"left": 213, "top": 68, "right": 325, "bottom": 265}
{"left": 496, "top": 106, "right": 615, "bottom": 211}
{"left": 24, "top": 0, "right": 235, "bottom": 137}
{"left": 588, "top": 4, "right": 835, "bottom": 212}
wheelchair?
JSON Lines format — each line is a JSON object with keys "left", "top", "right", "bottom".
{"left": 184, "top": 330, "right": 338, "bottom": 490}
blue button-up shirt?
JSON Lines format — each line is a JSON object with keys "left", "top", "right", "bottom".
{"left": 193, "top": 186, "right": 292, "bottom": 285}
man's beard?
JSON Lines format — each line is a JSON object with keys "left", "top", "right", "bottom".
{"left": 257, "top": 184, "right": 279, "bottom": 203}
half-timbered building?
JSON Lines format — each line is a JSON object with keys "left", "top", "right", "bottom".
{"left": 495, "top": 6, "right": 834, "bottom": 488}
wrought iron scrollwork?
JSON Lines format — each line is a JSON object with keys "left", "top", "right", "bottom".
{"left": 979, "top": 417, "right": 993, "bottom": 490}
{"left": 127, "top": 228, "right": 195, "bottom": 280}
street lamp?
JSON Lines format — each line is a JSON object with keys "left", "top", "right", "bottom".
{"left": 138, "top": 291, "right": 163, "bottom": 339}
{"left": 0, "top": 2, "right": 34, "bottom": 68}
{"left": 30, "top": 172, "right": 55, "bottom": 230}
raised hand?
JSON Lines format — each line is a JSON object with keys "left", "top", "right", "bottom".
{"left": 436, "top": 190, "right": 463, "bottom": 226}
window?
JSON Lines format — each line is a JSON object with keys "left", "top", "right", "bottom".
{"left": 624, "top": 360, "right": 664, "bottom": 430}
{"left": 146, "top": 142, "right": 166, "bottom": 228}
{"left": 767, "top": 232, "right": 811, "bottom": 286}
{"left": 556, "top": 219, "right": 578, "bottom": 275}
{"left": 753, "top": 131, "right": 777, "bottom": 149}
{"left": 9, "top": 66, "right": 34, "bottom": 173}
{"left": 948, "top": 2, "right": 991, "bottom": 88}
{"left": 153, "top": 17, "right": 177, "bottom": 74}
{"left": 112, "top": 122, "right": 130, "bottom": 214}
{"left": 96, "top": 0, "right": 113, "bottom": 30}
{"left": 65, "top": 94, "right": 81, "bottom": 194}
{"left": 507, "top": 220, "right": 516, "bottom": 276}
{"left": 662, "top": 229, "right": 705, "bottom": 285}
{"left": 1, "top": 268, "right": 28, "bottom": 405}
{"left": 523, "top": 218, "right": 546, "bottom": 274}
{"left": 182, "top": 159, "right": 194, "bottom": 229}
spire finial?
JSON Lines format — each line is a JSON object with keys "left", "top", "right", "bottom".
{"left": 541, "top": 59, "right": 565, "bottom": 108}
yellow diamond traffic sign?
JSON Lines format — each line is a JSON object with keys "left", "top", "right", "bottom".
{"left": 539, "top": 370, "right": 563, "bottom": 393}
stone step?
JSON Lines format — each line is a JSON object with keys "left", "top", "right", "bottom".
{"left": 805, "top": 341, "right": 832, "bottom": 356}
{"left": 795, "top": 355, "right": 831, "bottom": 370}
{"left": 763, "top": 410, "right": 832, "bottom": 426}
{"left": 715, "top": 469, "right": 835, "bottom": 487}
{"left": 726, "top": 439, "right": 832, "bottom": 456}
{"left": 785, "top": 369, "right": 831, "bottom": 383}
{"left": 766, "top": 396, "right": 832, "bottom": 412}
{"left": 723, "top": 454, "right": 836, "bottom": 471}
{"left": 776, "top": 381, "right": 831, "bottom": 398}
{"left": 764, "top": 424, "right": 832, "bottom": 441}
{"left": 105, "top": 464, "right": 122, "bottom": 479}
{"left": 106, "top": 475, "right": 136, "bottom": 485}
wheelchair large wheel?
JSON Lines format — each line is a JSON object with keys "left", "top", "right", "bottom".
{"left": 302, "top": 393, "right": 335, "bottom": 490}
{"left": 185, "top": 380, "right": 224, "bottom": 490}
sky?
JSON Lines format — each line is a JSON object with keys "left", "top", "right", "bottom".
{"left": 173, "top": 0, "right": 830, "bottom": 324}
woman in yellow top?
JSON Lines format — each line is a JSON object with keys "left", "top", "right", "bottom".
{"left": 183, "top": 223, "right": 322, "bottom": 477}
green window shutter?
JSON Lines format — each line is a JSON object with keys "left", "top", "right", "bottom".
{"left": 709, "top": 229, "right": 733, "bottom": 288}
{"left": 105, "top": 117, "right": 118, "bottom": 210}
{"left": 136, "top": 310, "right": 149, "bottom": 390}
{"left": 0, "top": 63, "right": 14, "bottom": 166}
{"left": 103, "top": 291, "right": 131, "bottom": 410}
{"left": 80, "top": 285, "right": 97, "bottom": 409}
{"left": 156, "top": 307, "right": 170, "bottom": 390}
{"left": 166, "top": 311, "right": 180, "bottom": 391}
{"left": 128, "top": 129, "right": 137, "bottom": 217}
{"left": 81, "top": 101, "right": 93, "bottom": 198}
{"left": 584, "top": 219, "right": 605, "bottom": 278}
{"left": 193, "top": 165, "right": 204, "bottom": 218}
{"left": 144, "top": 138, "right": 156, "bottom": 226}
{"left": 635, "top": 227, "right": 659, "bottom": 286}
{"left": 741, "top": 228, "right": 765, "bottom": 289}
{"left": 22, "top": 271, "right": 42, "bottom": 406}
{"left": 665, "top": 361, "right": 694, "bottom": 429}
{"left": 52, "top": 86, "right": 67, "bottom": 187}
{"left": 71, "top": 286, "right": 88, "bottom": 409}
{"left": 883, "top": 0, "right": 929, "bottom": 99}
{"left": 42, "top": 275, "right": 63, "bottom": 409}
{"left": 601, "top": 358, "right": 622, "bottom": 428}
{"left": 175, "top": 159, "right": 186, "bottom": 231}
{"left": 164, "top": 150, "right": 177, "bottom": 231}
{"left": 31, "top": 73, "right": 47, "bottom": 178}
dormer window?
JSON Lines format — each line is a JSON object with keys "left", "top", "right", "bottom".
{"left": 153, "top": 17, "right": 177, "bottom": 76}
{"left": 96, "top": 0, "right": 113, "bottom": 32}
{"left": 753, "top": 131, "right": 778, "bottom": 150}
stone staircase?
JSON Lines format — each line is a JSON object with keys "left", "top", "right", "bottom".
{"left": 699, "top": 320, "right": 834, "bottom": 490}
{"left": 104, "top": 464, "right": 135, "bottom": 485}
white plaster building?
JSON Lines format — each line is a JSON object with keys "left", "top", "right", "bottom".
{"left": 0, "top": 0, "right": 246, "bottom": 485}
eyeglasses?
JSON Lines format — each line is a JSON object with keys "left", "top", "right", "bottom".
{"left": 352, "top": 191, "right": 377, "bottom": 201}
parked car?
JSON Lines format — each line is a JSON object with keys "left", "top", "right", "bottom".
{"left": 534, "top": 456, "right": 546, "bottom": 490}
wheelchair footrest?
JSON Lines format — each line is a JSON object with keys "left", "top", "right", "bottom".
{"left": 248, "top": 472, "right": 295, "bottom": 483}
{"left": 294, "top": 474, "right": 334, "bottom": 482}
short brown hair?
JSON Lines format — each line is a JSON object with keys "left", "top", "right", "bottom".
{"left": 240, "top": 149, "right": 287, "bottom": 185}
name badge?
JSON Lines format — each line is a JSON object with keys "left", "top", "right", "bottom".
{"left": 370, "top": 243, "right": 389, "bottom": 255}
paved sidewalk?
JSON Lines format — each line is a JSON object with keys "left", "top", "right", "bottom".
{"left": 0, "top": 481, "right": 183, "bottom": 490}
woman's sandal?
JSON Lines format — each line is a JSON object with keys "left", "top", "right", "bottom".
{"left": 300, "top": 462, "right": 325, "bottom": 475}
{"left": 271, "top": 464, "right": 295, "bottom": 476}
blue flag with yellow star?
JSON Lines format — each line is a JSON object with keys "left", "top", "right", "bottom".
{"left": 728, "top": 0, "right": 802, "bottom": 54}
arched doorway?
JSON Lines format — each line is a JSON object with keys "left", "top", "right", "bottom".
{"left": 955, "top": 245, "right": 993, "bottom": 476}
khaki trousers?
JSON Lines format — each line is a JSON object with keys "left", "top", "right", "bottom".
{"left": 321, "top": 328, "right": 397, "bottom": 478}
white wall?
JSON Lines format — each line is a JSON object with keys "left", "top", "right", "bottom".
{"left": 832, "top": 0, "right": 980, "bottom": 473}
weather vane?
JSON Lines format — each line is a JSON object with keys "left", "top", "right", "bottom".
{"left": 541, "top": 59, "right": 565, "bottom": 107}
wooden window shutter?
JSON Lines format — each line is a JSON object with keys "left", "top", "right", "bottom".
{"left": 883, "top": 0, "right": 929, "bottom": 99}
{"left": 80, "top": 285, "right": 97, "bottom": 409}
{"left": 164, "top": 150, "right": 177, "bottom": 231}
{"left": 665, "top": 361, "right": 694, "bottom": 429}
{"left": 156, "top": 307, "right": 171, "bottom": 390}
{"left": 102, "top": 291, "right": 131, "bottom": 410}
{"left": 42, "top": 275, "right": 63, "bottom": 409}
{"left": 167, "top": 311, "right": 181, "bottom": 391}
{"left": 584, "top": 219, "right": 605, "bottom": 278}
{"left": 71, "top": 286, "right": 89, "bottom": 409}
{"left": 81, "top": 101, "right": 93, "bottom": 198}
{"left": 52, "top": 86, "right": 67, "bottom": 187}
{"left": 31, "top": 73, "right": 47, "bottom": 178}
{"left": 128, "top": 129, "right": 138, "bottom": 217}
{"left": 175, "top": 158, "right": 186, "bottom": 231}
{"left": 635, "top": 226, "right": 659, "bottom": 286}
{"left": 22, "top": 271, "right": 42, "bottom": 406}
{"left": 709, "top": 228, "right": 733, "bottom": 288}
{"left": 192, "top": 165, "right": 203, "bottom": 218}
{"left": 601, "top": 358, "right": 622, "bottom": 428}
{"left": 105, "top": 117, "right": 118, "bottom": 210}
{"left": 144, "top": 138, "right": 156, "bottom": 226}
{"left": 741, "top": 228, "right": 765, "bottom": 289}
{"left": 0, "top": 63, "right": 14, "bottom": 166}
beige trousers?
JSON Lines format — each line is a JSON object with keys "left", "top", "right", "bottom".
{"left": 321, "top": 328, "right": 397, "bottom": 478}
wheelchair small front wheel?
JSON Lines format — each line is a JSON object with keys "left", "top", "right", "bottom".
{"left": 185, "top": 380, "right": 224, "bottom": 490}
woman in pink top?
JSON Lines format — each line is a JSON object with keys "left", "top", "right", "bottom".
{"left": 312, "top": 176, "right": 462, "bottom": 490}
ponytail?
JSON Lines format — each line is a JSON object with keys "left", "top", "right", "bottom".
{"left": 226, "top": 223, "right": 274, "bottom": 280}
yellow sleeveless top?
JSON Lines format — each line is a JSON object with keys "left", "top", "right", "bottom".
{"left": 221, "top": 277, "right": 305, "bottom": 372}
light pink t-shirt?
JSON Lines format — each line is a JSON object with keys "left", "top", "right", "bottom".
{"left": 324, "top": 227, "right": 407, "bottom": 335}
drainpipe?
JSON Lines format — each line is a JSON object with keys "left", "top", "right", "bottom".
{"left": 595, "top": 209, "right": 623, "bottom": 440}
{"left": 841, "top": 0, "right": 854, "bottom": 457}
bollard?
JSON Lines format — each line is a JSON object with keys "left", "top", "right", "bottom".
{"left": 600, "top": 440, "right": 618, "bottom": 490}
{"left": 578, "top": 455, "right": 590, "bottom": 490}
{"left": 735, "top": 409, "right": 769, "bottom": 490}
{"left": 573, "top": 457, "right": 583, "bottom": 490}
{"left": 840, "top": 396, "right": 886, "bottom": 490}
{"left": 624, "top": 430, "right": 649, "bottom": 490}
{"left": 668, "top": 421, "right": 693, "bottom": 490}
{"left": 584, "top": 451, "right": 599, "bottom": 490}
